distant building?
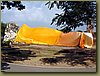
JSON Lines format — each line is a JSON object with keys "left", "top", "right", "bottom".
{"left": 3, "top": 22, "right": 19, "bottom": 42}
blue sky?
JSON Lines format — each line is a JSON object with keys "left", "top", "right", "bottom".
{"left": 1, "top": 1, "right": 96, "bottom": 31}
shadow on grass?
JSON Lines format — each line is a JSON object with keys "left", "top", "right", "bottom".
{"left": 1, "top": 46, "right": 36, "bottom": 70}
{"left": 40, "top": 48, "right": 96, "bottom": 67}
{"left": 1, "top": 62, "right": 10, "bottom": 71}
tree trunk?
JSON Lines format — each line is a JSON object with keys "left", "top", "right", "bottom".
{"left": 87, "top": 18, "right": 94, "bottom": 35}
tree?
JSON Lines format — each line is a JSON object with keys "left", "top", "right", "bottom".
{"left": 45, "top": 1, "right": 96, "bottom": 32}
{"left": 1, "top": 1, "right": 25, "bottom": 11}
{"left": 1, "top": 22, "right": 6, "bottom": 38}
{"left": 1, "top": 1, "right": 25, "bottom": 46}
{"left": 1, "top": 22, "right": 7, "bottom": 45}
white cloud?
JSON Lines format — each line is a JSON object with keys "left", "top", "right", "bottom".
{"left": 2, "top": 1, "right": 96, "bottom": 32}
{"left": 1, "top": 1, "right": 62, "bottom": 28}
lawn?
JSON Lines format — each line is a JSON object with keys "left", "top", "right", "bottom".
{"left": 1, "top": 43, "right": 96, "bottom": 69}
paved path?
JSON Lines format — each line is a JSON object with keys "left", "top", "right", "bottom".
{"left": 2, "top": 63, "right": 96, "bottom": 72}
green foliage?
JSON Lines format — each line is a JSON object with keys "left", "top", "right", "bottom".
{"left": 1, "top": 22, "right": 6, "bottom": 38}
{"left": 1, "top": 1, "right": 25, "bottom": 11}
{"left": 1, "top": 22, "right": 7, "bottom": 46}
{"left": 46, "top": 1, "right": 96, "bottom": 32}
